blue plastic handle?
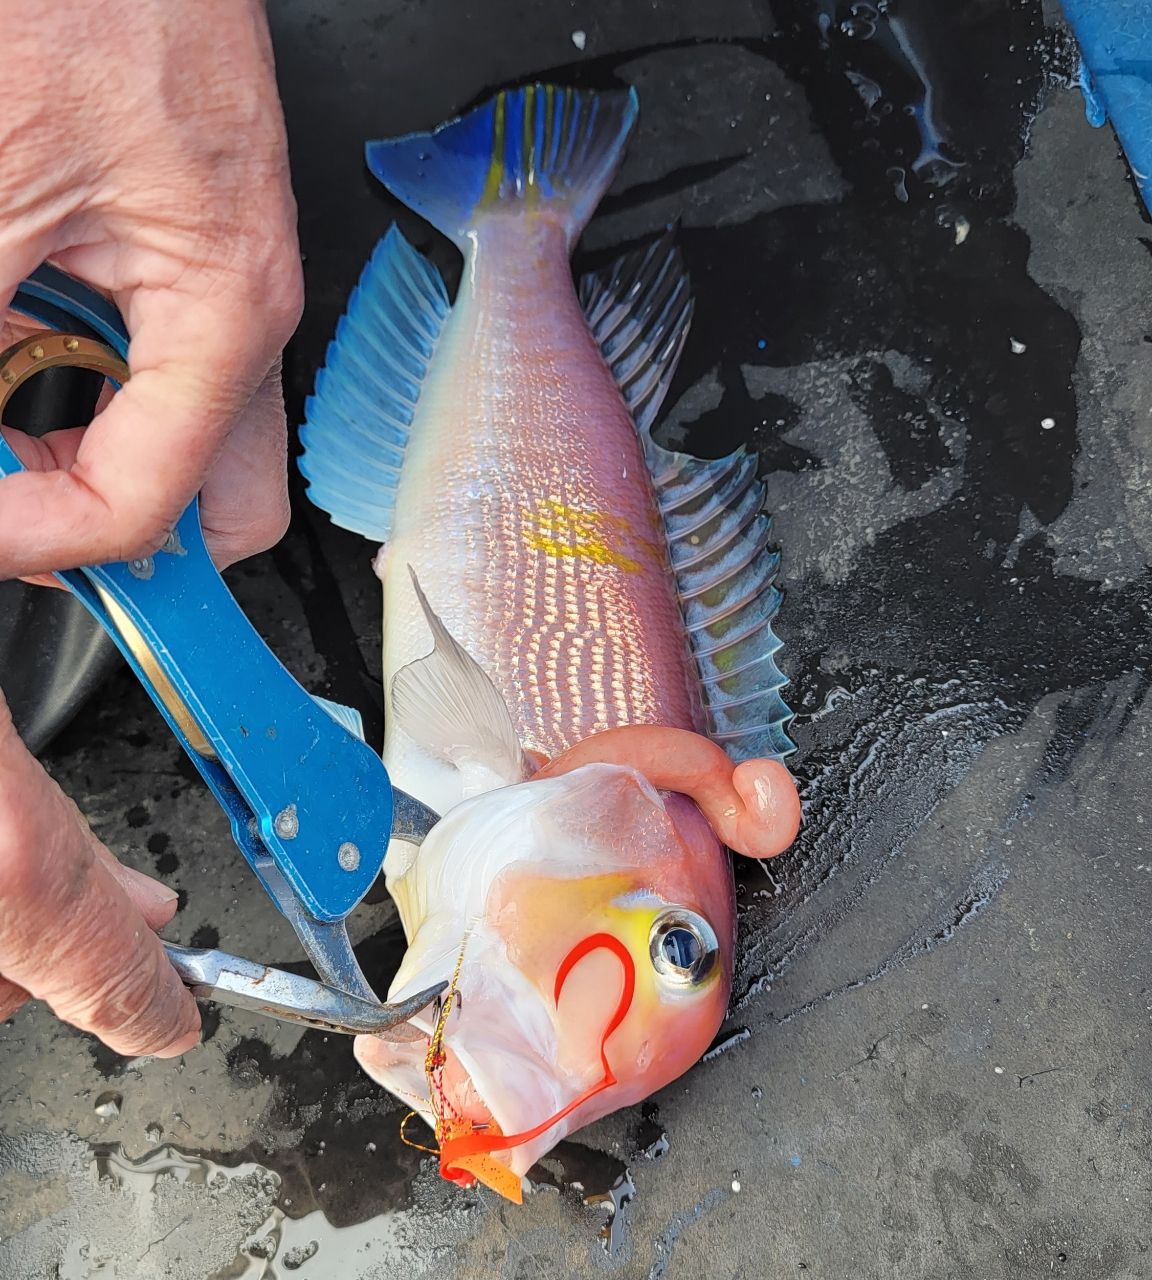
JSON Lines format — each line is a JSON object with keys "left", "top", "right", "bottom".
{"left": 4, "top": 270, "right": 392, "bottom": 923}
{"left": 1066, "top": 0, "right": 1152, "bottom": 216}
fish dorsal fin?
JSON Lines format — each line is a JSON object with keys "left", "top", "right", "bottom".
{"left": 580, "top": 235, "right": 795, "bottom": 761}
{"left": 578, "top": 227, "right": 694, "bottom": 447}
{"left": 391, "top": 569, "right": 531, "bottom": 788}
{"left": 654, "top": 450, "right": 795, "bottom": 759}
{"left": 298, "top": 226, "right": 450, "bottom": 543}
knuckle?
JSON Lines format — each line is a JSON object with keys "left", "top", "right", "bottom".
{"left": 0, "top": 814, "right": 97, "bottom": 942}
{"left": 0, "top": 979, "right": 28, "bottom": 1021}
{"left": 260, "top": 257, "right": 304, "bottom": 340}
{"left": 247, "top": 491, "right": 291, "bottom": 554}
{"left": 0, "top": 843, "right": 38, "bottom": 906}
{"left": 110, "top": 514, "right": 171, "bottom": 565}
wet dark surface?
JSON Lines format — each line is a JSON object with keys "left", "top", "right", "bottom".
{"left": 3, "top": 0, "right": 1152, "bottom": 1276}
{"left": 0, "top": 369, "right": 118, "bottom": 753}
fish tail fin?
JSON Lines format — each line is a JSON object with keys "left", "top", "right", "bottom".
{"left": 365, "top": 84, "right": 638, "bottom": 250}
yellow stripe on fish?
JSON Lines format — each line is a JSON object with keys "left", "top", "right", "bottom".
{"left": 481, "top": 90, "right": 507, "bottom": 207}
{"left": 479, "top": 86, "right": 590, "bottom": 212}
{"left": 522, "top": 498, "right": 657, "bottom": 572}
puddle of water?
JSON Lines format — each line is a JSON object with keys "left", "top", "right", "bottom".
{"left": 40, "top": 1142, "right": 467, "bottom": 1280}
{"left": 583, "top": 1169, "right": 636, "bottom": 1259}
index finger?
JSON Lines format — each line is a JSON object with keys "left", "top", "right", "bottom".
{"left": 0, "top": 702, "right": 200, "bottom": 1056}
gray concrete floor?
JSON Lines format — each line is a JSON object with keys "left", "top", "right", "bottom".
{"left": 3, "top": 2, "right": 1152, "bottom": 1277}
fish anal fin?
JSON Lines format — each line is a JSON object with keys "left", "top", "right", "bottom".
{"left": 298, "top": 227, "right": 450, "bottom": 543}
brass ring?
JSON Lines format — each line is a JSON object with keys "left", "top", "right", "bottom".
{"left": 0, "top": 332, "right": 129, "bottom": 417}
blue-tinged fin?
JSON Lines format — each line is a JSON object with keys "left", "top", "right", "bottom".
{"left": 655, "top": 452, "right": 795, "bottom": 760}
{"left": 313, "top": 696, "right": 367, "bottom": 741}
{"left": 298, "top": 226, "right": 450, "bottom": 543}
{"left": 578, "top": 227, "right": 693, "bottom": 445}
{"left": 580, "top": 234, "right": 796, "bottom": 761}
{"left": 366, "top": 84, "right": 639, "bottom": 250}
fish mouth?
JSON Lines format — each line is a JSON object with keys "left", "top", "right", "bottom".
{"left": 360, "top": 930, "right": 635, "bottom": 1192}
{"left": 434, "top": 931, "right": 638, "bottom": 1188}
{"left": 361, "top": 947, "right": 581, "bottom": 1185}
{"left": 437, "top": 1040, "right": 576, "bottom": 1181}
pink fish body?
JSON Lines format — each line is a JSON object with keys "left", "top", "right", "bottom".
{"left": 300, "top": 85, "right": 799, "bottom": 1200}
{"left": 381, "top": 211, "right": 699, "bottom": 802}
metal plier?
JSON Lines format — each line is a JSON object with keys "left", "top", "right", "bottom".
{"left": 1, "top": 266, "right": 444, "bottom": 1039}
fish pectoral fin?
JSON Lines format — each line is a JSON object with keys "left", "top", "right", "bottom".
{"left": 312, "top": 695, "right": 367, "bottom": 741}
{"left": 391, "top": 568, "right": 530, "bottom": 787}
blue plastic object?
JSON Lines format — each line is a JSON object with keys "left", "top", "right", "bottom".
{"left": 1065, "top": 0, "right": 1152, "bottom": 214}
{"left": 3, "top": 270, "right": 396, "bottom": 987}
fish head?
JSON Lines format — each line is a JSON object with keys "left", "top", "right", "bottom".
{"left": 355, "top": 762, "right": 734, "bottom": 1199}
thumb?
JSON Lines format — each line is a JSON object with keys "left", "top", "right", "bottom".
{"left": 0, "top": 266, "right": 301, "bottom": 577}
{"left": 0, "top": 699, "right": 200, "bottom": 1057}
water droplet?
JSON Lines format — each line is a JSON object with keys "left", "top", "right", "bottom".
{"left": 282, "top": 1240, "right": 320, "bottom": 1270}
{"left": 571, "top": 29, "right": 586, "bottom": 50}
{"left": 886, "top": 166, "right": 910, "bottom": 204}
{"left": 751, "top": 1085, "right": 764, "bottom": 1099}
{"left": 1010, "top": 337, "right": 1027, "bottom": 354}
{"left": 840, "top": 15, "right": 876, "bottom": 38}
{"left": 1040, "top": 417, "right": 1055, "bottom": 430}
{"left": 365, "top": 1141, "right": 377, "bottom": 1153}
{"left": 94, "top": 1091, "right": 122, "bottom": 1120}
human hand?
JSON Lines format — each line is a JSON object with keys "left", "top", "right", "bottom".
{"left": 0, "top": 691, "right": 200, "bottom": 1055}
{"left": 0, "top": 0, "right": 304, "bottom": 580}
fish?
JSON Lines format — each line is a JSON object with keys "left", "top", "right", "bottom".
{"left": 298, "top": 83, "right": 801, "bottom": 1203}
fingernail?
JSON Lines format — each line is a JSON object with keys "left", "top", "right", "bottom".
{"left": 154, "top": 1028, "right": 201, "bottom": 1059}
{"left": 119, "top": 866, "right": 179, "bottom": 909}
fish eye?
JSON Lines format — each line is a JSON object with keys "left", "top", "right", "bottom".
{"left": 649, "top": 911, "right": 719, "bottom": 986}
